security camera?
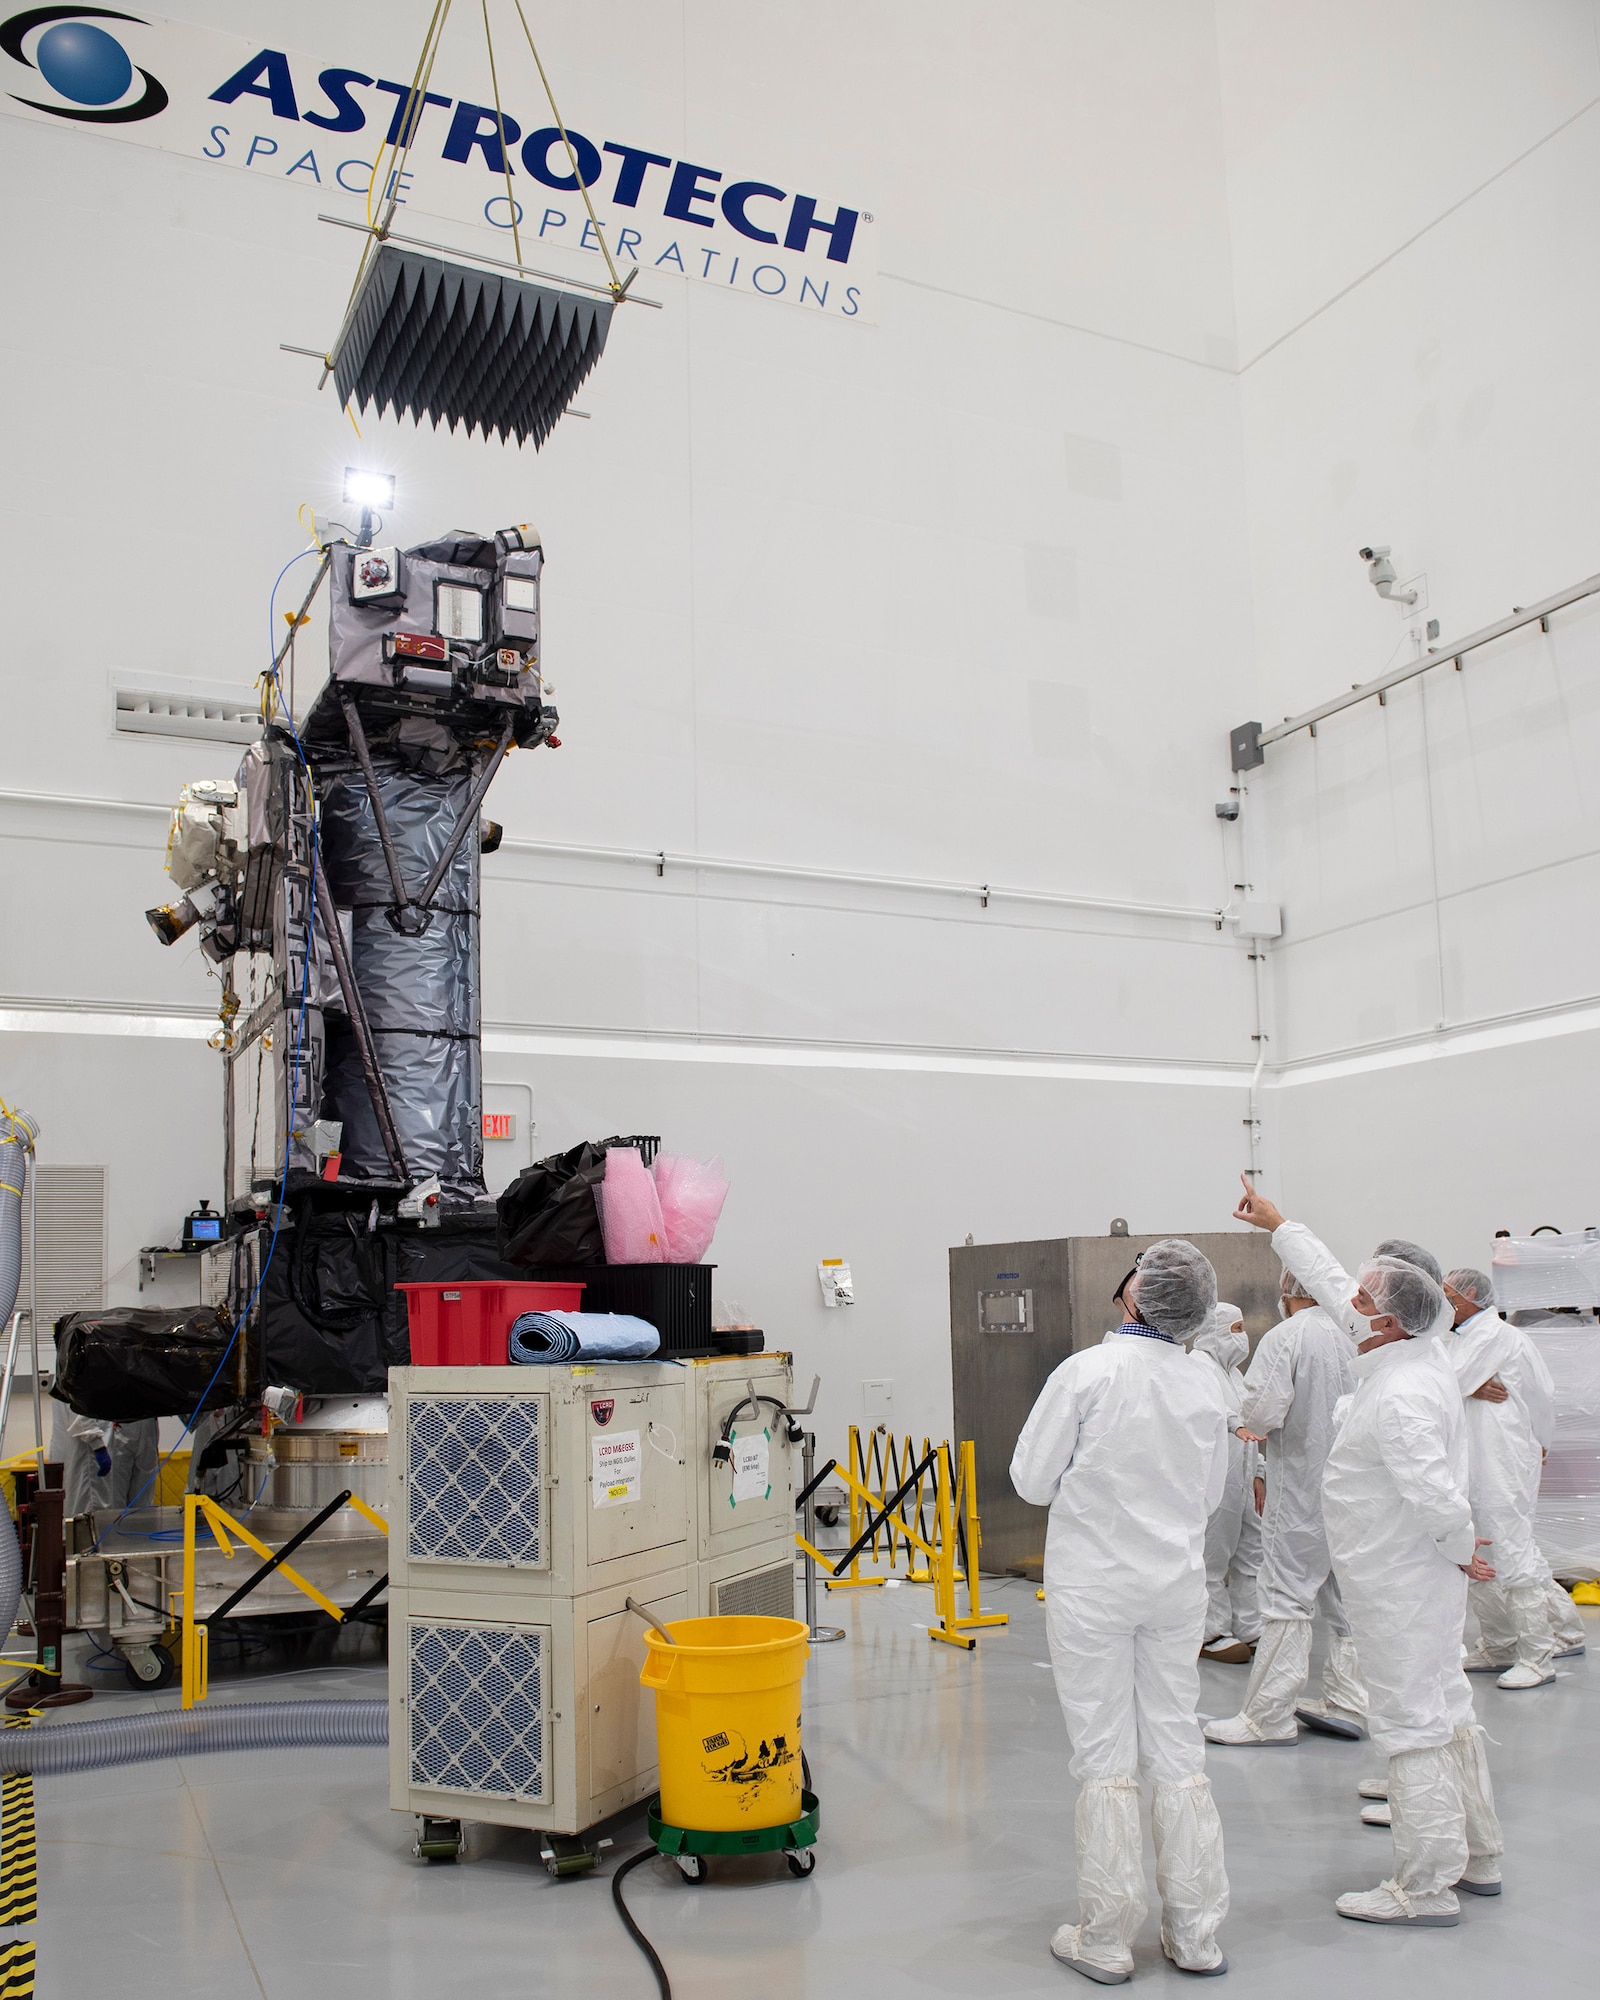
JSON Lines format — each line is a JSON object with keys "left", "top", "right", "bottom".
{"left": 1215, "top": 800, "right": 1240, "bottom": 821}
{"left": 1359, "top": 544, "right": 1417, "bottom": 606}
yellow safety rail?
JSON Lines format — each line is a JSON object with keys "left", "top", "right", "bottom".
{"left": 811, "top": 1428, "right": 1007, "bottom": 1650}
{"left": 178, "top": 1490, "right": 388, "bottom": 1708}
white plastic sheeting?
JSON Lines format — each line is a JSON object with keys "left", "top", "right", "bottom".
{"left": 1524, "top": 1316, "right": 1600, "bottom": 1579}
{"left": 1491, "top": 1235, "right": 1600, "bottom": 1310}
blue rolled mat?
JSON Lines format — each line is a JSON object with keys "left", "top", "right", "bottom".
{"left": 508, "top": 1309, "right": 660, "bottom": 1363}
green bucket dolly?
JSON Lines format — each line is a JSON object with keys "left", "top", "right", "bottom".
{"left": 646, "top": 1789, "right": 820, "bottom": 1881}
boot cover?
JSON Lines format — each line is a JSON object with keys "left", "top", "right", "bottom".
{"left": 1388, "top": 1742, "right": 1468, "bottom": 1901}
{"left": 1449, "top": 1724, "right": 1503, "bottom": 1887}
{"left": 1293, "top": 1698, "right": 1364, "bottom": 1740}
{"left": 1152, "top": 1774, "right": 1229, "bottom": 1973}
{"left": 1496, "top": 1661, "right": 1556, "bottom": 1690}
{"left": 1544, "top": 1577, "right": 1586, "bottom": 1653}
{"left": 1462, "top": 1645, "right": 1514, "bottom": 1673}
{"left": 1357, "top": 1778, "right": 1388, "bottom": 1801}
{"left": 1471, "top": 1579, "right": 1519, "bottom": 1660}
{"left": 1321, "top": 1633, "right": 1368, "bottom": 1716}
{"left": 1336, "top": 1880, "right": 1460, "bottom": 1926}
{"left": 1049, "top": 1931, "right": 1131, "bottom": 1985}
{"left": 1361, "top": 1802, "right": 1392, "bottom": 1827}
{"left": 1205, "top": 1618, "right": 1308, "bottom": 1741}
{"left": 1064, "top": 1777, "right": 1145, "bottom": 1977}
{"left": 1503, "top": 1583, "right": 1555, "bottom": 1681}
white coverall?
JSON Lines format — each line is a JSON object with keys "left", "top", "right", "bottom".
{"left": 1506, "top": 1313, "right": 1592, "bottom": 1653}
{"left": 1204, "top": 1230, "right": 1364, "bottom": 1743}
{"left": 1191, "top": 1313, "right": 1263, "bottom": 1647}
{"left": 50, "top": 1403, "right": 160, "bottom": 1518}
{"left": 1448, "top": 1309, "right": 1554, "bottom": 1677}
{"left": 1012, "top": 1328, "right": 1231, "bottom": 1974}
{"left": 1322, "top": 1336, "right": 1503, "bottom": 1910}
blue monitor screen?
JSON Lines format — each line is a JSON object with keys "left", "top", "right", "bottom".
{"left": 187, "top": 1216, "right": 221, "bottom": 1241}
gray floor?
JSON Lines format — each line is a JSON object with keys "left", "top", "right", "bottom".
{"left": 22, "top": 1582, "right": 1597, "bottom": 1997}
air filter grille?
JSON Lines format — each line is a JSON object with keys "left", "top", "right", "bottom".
{"left": 334, "top": 244, "right": 612, "bottom": 449}
{"left": 406, "top": 1393, "right": 544, "bottom": 1567}
{"left": 408, "top": 1618, "right": 547, "bottom": 1800}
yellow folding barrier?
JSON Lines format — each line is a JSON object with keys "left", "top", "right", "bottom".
{"left": 178, "top": 1490, "right": 388, "bottom": 1708}
{"left": 811, "top": 1428, "right": 1007, "bottom": 1650}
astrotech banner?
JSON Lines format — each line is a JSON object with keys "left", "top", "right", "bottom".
{"left": 0, "top": 7, "right": 878, "bottom": 322}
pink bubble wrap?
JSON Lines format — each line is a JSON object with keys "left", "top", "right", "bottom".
{"left": 599, "top": 1146, "right": 668, "bottom": 1263}
{"left": 652, "top": 1151, "right": 730, "bottom": 1264}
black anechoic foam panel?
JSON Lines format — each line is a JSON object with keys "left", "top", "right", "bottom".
{"left": 334, "top": 244, "right": 613, "bottom": 450}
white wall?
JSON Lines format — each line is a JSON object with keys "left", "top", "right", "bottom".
{"left": 8, "top": 2, "right": 1596, "bottom": 1444}
{"left": 0, "top": 2, "right": 1268, "bottom": 1448}
{"left": 1217, "top": 0, "right": 1600, "bottom": 1256}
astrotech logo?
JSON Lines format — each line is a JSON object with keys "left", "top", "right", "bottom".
{"left": 2, "top": 7, "right": 166, "bottom": 122}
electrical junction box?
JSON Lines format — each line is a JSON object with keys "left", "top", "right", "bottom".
{"left": 387, "top": 1354, "right": 797, "bottom": 1839}
{"left": 1230, "top": 901, "right": 1283, "bottom": 940}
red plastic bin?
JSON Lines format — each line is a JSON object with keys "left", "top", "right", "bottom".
{"left": 396, "top": 1280, "right": 586, "bottom": 1366}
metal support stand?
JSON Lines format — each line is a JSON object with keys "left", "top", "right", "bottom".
{"left": 799, "top": 1433, "right": 843, "bottom": 1643}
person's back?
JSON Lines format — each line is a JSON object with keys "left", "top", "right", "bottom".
{"left": 1244, "top": 1304, "right": 1353, "bottom": 1480}
{"left": 1323, "top": 1336, "right": 1468, "bottom": 1582}
{"left": 1014, "top": 1335, "right": 1230, "bottom": 1614}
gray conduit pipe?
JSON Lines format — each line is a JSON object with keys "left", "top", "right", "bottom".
{"left": 0, "top": 1104, "right": 39, "bottom": 1646}
{"left": 0, "top": 1698, "right": 388, "bottom": 1774}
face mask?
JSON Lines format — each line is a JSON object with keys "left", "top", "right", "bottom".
{"left": 1350, "top": 1335, "right": 1410, "bottom": 1379}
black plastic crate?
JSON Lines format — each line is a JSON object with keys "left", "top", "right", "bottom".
{"left": 526, "top": 1263, "right": 715, "bottom": 1355}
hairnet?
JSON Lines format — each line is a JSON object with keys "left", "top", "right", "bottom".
{"left": 1372, "top": 1237, "right": 1442, "bottom": 1284}
{"left": 1445, "top": 1267, "right": 1496, "bottom": 1311}
{"left": 1131, "top": 1239, "right": 1217, "bottom": 1340}
{"left": 1359, "top": 1255, "right": 1445, "bottom": 1337}
{"left": 1279, "top": 1263, "right": 1315, "bottom": 1304}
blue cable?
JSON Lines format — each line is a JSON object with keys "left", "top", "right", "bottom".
{"left": 95, "top": 542, "right": 328, "bottom": 1543}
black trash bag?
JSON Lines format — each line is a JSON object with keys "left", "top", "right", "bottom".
{"left": 258, "top": 1202, "right": 520, "bottom": 1391}
{"left": 51, "top": 1306, "right": 238, "bottom": 1422}
{"left": 497, "top": 1140, "right": 608, "bottom": 1268}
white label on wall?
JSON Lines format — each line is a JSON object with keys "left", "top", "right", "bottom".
{"left": 592, "top": 1429, "right": 641, "bottom": 1508}
{"left": 730, "top": 1430, "right": 771, "bottom": 1506}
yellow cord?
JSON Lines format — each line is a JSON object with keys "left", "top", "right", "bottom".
{"left": 509, "top": 0, "right": 624, "bottom": 297}
{"left": 481, "top": 0, "right": 524, "bottom": 269}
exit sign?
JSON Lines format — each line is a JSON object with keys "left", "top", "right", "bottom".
{"left": 482, "top": 1112, "right": 516, "bottom": 1141}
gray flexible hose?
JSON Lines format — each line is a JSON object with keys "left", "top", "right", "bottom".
{"left": 0, "top": 1697, "right": 388, "bottom": 1774}
{"left": 0, "top": 1105, "right": 38, "bottom": 1647}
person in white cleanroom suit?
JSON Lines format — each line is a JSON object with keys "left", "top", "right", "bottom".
{"left": 1203, "top": 1261, "right": 1365, "bottom": 1745}
{"left": 1319, "top": 1256, "right": 1503, "bottom": 1926}
{"left": 1442, "top": 1268, "right": 1560, "bottom": 1688}
{"left": 1192, "top": 1303, "right": 1263, "bottom": 1663}
{"left": 1011, "top": 1240, "right": 1232, "bottom": 1984}
{"left": 50, "top": 1403, "right": 160, "bottom": 1518}
{"left": 1502, "top": 1307, "right": 1590, "bottom": 1659}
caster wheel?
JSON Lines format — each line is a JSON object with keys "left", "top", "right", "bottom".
{"left": 123, "top": 1643, "right": 176, "bottom": 1691}
{"left": 676, "top": 1853, "right": 708, "bottom": 1883}
{"left": 414, "top": 1816, "right": 463, "bottom": 1864}
{"left": 785, "top": 1849, "right": 817, "bottom": 1879}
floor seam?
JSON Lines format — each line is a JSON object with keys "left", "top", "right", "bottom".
{"left": 179, "top": 1761, "right": 269, "bottom": 2000}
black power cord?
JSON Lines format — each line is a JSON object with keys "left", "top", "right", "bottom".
{"left": 612, "top": 1848, "right": 672, "bottom": 2000}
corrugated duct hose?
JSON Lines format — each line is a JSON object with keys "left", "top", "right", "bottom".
{"left": 0, "top": 1102, "right": 40, "bottom": 1646}
{"left": 0, "top": 1699, "right": 388, "bottom": 1773}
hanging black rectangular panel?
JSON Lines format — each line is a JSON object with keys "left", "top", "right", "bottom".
{"left": 333, "top": 244, "right": 613, "bottom": 450}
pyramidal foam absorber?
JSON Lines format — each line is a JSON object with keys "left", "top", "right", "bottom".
{"left": 333, "top": 244, "right": 613, "bottom": 449}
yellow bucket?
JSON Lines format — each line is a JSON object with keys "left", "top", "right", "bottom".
{"left": 640, "top": 1615, "right": 810, "bottom": 1833}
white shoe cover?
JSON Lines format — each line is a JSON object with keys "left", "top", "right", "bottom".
{"left": 1293, "top": 1697, "right": 1364, "bottom": 1740}
{"left": 1336, "top": 1879, "right": 1460, "bottom": 1926}
{"left": 1321, "top": 1633, "right": 1368, "bottom": 1717}
{"left": 1449, "top": 1723, "right": 1503, "bottom": 1886}
{"left": 1205, "top": 1618, "right": 1308, "bottom": 1742}
{"left": 1461, "top": 1645, "right": 1514, "bottom": 1674}
{"left": 1357, "top": 1778, "right": 1388, "bottom": 1801}
{"left": 1064, "top": 1777, "right": 1144, "bottom": 1976}
{"left": 1496, "top": 1662, "right": 1555, "bottom": 1690}
{"left": 1388, "top": 1742, "right": 1468, "bottom": 1901}
{"left": 1360, "top": 1801, "right": 1392, "bottom": 1827}
{"left": 1050, "top": 1928, "right": 1131, "bottom": 1985}
{"left": 1152, "top": 1774, "right": 1228, "bottom": 1972}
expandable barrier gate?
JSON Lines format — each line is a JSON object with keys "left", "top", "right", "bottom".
{"left": 179, "top": 1489, "right": 389, "bottom": 1706}
{"left": 796, "top": 1428, "right": 1007, "bottom": 1651}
